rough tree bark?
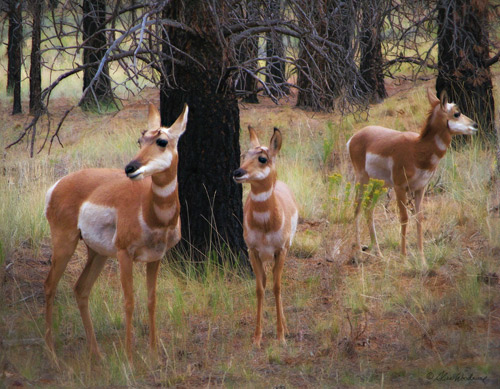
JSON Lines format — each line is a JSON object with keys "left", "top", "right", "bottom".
{"left": 160, "top": 0, "right": 247, "bottom": 264}
{"left": 7, "top": 0, "right": 23, "bottom": 114}
{"left": 29, "top": 0, "right": 43, "bottom": 158}
{"left": 296, "top": 0, "right": 336, "bottom": 110}
{"left": 236, "top": 39, "right": 260, "bottom": 104}
{"left": 29, "top": 0, "right": 42, "bottom": 116}
{"left": 81, "top": 0, "right": 114, "bottom": 109}
{"left": 235, "top": 1, "right": 260, "bottom": 104}
{"left": 295, "top": 0, "right": 357, "bottom": 111}
{"left": 359, "top": 0, "right": 387, "bottom": 104}
{"left": 436, "top": 0, "right": 495, "bottom": 143}
{"left": 265, "top": 0, "right": 288, "bottom": 96}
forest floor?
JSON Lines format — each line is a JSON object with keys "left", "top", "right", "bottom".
{"left": 1, "top": 80, "right": 500, "bottom": 388}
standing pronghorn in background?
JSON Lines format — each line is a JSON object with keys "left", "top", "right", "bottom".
{"left": 44, "top": 104, "right": 188, "bottom": 362}
{"left": 233, "top": 127, "right": 298, "bottom": 348}
{"left": 347, "top": 89, "right": 477, "bottom": 267}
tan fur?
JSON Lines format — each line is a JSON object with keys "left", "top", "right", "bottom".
{"left": 234, "top": 126, "right": 298, "bottom": 347}
{"left": 347, "top": 89, "right": 477, "bottom": 267}
{"left": 44, "top": 104, "right": 188, "bottom": 362}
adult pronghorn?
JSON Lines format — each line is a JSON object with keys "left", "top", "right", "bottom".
{"left": 347, "top": 89, "right": 477, "bottom": 267}
{"left": 44, "top": 103, "right": 188, "bottom": 361}
{"left": 233, "top": 126, "right": 298, "bottom": 348}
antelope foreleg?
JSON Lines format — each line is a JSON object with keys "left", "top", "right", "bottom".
{"left": 117, "top": 249, "right": 135, "bottom": 363}
{"left": 249, "top": 249, "right": 265, "bottom": 348}
{"left": 273, "top": 250, "right": 287, "bottom": 344}
{"left": 395, "top": 187, "right": 409, "bottom": 257}
{"left": 414, "top": 188, "right": 427, "bottom": 268}
{"left": 74, "top": 247, "right": 107, "bottom": 359}
{"left": 146, "top": 260, "right": 160, "bottom": 353}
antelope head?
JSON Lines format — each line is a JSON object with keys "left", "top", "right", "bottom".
{"left": 125, "top": 104, "right": 188, "bottom": 180}
{"left": 427, "top": 89, "right": 478, "bottom": 136}
{"left": 233, "top": 126, "right": 282, "bottom": 186}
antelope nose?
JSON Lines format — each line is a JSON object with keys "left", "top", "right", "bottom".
{"left": 233, "top": 168, "right": 245, "bottom": 178}
{"left": 125, "top": 160, "right": 141, "bottom": 175}
{"left": 472, "top": 122, "right": 478, "bottom": 129}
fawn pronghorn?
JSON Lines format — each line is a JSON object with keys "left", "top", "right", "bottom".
{"left": 347, "top": 89, "right": 477, "bottom": 266}
{"left": 233, "top": 126, "right": 298, "bottom": 347}
{"left": 44, "top": 103, "right": 188, "bottom": 361}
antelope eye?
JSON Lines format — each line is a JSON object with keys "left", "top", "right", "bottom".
{"left": 454, "top": 112, "right": 461, "bottom": 118}
{"left": 156, "top": 138, "right": 168, "bottom": 147}
{"left": 258, "top": 156, "right": 267, "bottom": 164}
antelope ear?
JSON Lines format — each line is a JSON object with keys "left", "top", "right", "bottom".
{"left": 168, "top": 104, "right": 189, "bottom": 138}
{"left": 439, "top": 90, "right": 449, "bottom": 111}
{"left": 427, "top": 88, "right": 439, "bottom": 107}
{"left": 248, "top": 126, "right": 260, "bottom": 148}
{"left": 269, "top": 127, "right": 282, "bottom": 157}
{"left": 148, "top": 104, "right": 161, "bottom": 130}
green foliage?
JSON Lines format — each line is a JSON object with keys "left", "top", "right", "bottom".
{"left": 1, "top": 59, "right": 500, "bottom": 386}
{"left": 326, "top": 173, "right": 353, "bottom": 223}
{"left": 360, "top": 178, "right": 388, "bottom": 212}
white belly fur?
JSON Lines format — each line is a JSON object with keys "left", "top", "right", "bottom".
{"left": 134, "top": 211, "right": 171, "bottom": 262}
{"left": 408, "top": 168, "right": 435, "bottom": 191}
{"left": 78, "top": 202, "right": 118, "bottom": 257}
{"left": 77, "top": 202, "right": 174, "bottom": 262}
{"left": 365, "top": 153, "right": 394, "bottom": 187}
{"left": 244, "top": 211, "right": 290, "bottom": 262}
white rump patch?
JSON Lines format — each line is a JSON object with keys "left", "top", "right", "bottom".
{"left": 44, "top": 179, "right": 61, "bottom": 216}
{"left": 153, "top": 203, "right": 177, "bottom": 224}
{"left": 250, "top": 186, "right": 274, "bottom": 202}
{"left": 253, "top": 210, "right": 270, "bottom": 224}
{"left": 152, "top": 179, "right": 177, "bottom": 198}
{"left": 346, "top": 137, "right": 352, "bottom": 152}
{"left": 365, "top": 153, "right": 394, "bottom": 186}
{"left": 434, "top": 135, "right": 447, "bottom": 152}
{"left": 78, "top": 202, "right": 117, "bottom": 257}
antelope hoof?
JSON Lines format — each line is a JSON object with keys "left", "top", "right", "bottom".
{"left": 252, "top": 335, "right": 262, "bottom": 349}
{"left": 91, "top": 350, "right": 104, "bottom": 362}
{"left": 277, "top": 335, "right": 287, "bottom": 346}
{"left": 92, "top": 344, "right": 104, "bottom": 358}
{"left": 420, "top": 258, "right": 428, "bottom": 271}
{"left": 45, "top": 338, "right": 55, "bottom": 354}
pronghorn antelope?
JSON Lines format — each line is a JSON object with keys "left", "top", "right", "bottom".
{"left": 44, "top": 104, "right": 188, "bottom": 361}
{"left": 233, "top": 126, "right": 298, "bottom": 348}
{"left": 347, "top": 89, "right": 477, "bottom": 267}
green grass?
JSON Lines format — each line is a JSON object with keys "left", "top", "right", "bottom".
{"left": 2, "top": 69, "right": 500, "bottom": 386}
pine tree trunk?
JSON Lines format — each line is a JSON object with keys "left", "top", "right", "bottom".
{"left": 265, "top": 0, "right": 288, "bottom": 96}
{"left": 81, "top": 0, "right": 114, "bottom": 110}
{"left": 234, "top": 0, "right": 259, "bottom": 104}
{"left": 29, "top": 0, "right": 42, "bottom": 116}
{"left": 236, "top": 36, "right": 259, "bottom": 103}
{"left": 295, "top": 0, "right": 354, "bottom": 111}
{"left": 160, "top": 0, "right": 247, "bottom": 265}
{"left": 436, "top": 0, "right": 495, "bottom": 144}
{"left": 359, "top": 1, "right": 387, "bottom": 104}
{"left": 7, "top": 0, "right": 23, "bottom": 114}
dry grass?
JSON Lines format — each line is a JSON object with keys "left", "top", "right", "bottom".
{"left": 1, "top": 76, "right": 500, "bottom": 387}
